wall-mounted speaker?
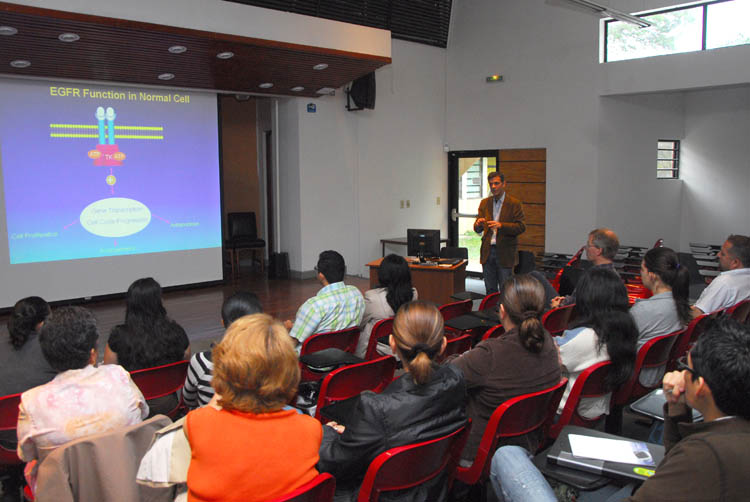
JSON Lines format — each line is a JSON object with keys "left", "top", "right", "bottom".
{"left": 346, "top": 72, "right": 376, "bottom": 111}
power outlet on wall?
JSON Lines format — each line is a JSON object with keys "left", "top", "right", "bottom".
{"left": 436, "top": 196, "right": 440, "bottom": 205}
{"left": 400, "top": 200, "right": 404, "bottom": 209}
{"left": 406, "top": 200, "right": 410, "bottom": 208}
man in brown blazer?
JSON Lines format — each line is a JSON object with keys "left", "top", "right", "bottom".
{"left": 473, "top": 171, "right": 526, "bottom": 294}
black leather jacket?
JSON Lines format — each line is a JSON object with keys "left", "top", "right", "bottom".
{"left": 318, "top": 363, "right": 467, "bottom": 501}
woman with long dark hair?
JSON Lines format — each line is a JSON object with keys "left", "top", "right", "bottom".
{"left": 356, "top": 254, "right": 417, "bottom": 357}
{"left": 449, "top": 275, "right": 561, "bottom": 462}
{"left": 104, "top": 277, "right": 190, "bottom": 370}
{"left": 556, "top": 268, "right": 638, "bottom": 418}
{"left": 632, "top": 246, "right": 691, "bottom": 385}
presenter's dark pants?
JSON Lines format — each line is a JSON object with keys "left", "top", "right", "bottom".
{"left": 483, "top": 245, "right": 511, "bottom": 294}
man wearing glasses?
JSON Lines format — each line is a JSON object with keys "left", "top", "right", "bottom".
{"left": 627, "top": 317, "right": 750, "bottom": 500}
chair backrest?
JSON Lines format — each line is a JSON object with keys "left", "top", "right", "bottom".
{"left": 315, "top": 356, "right": 397, "bottom": 421}
{"left": 668, "top": 314, "right": 713, "bottom": 370}
{"left": 542, "top": 304, "right": 576, "bottom": 337}
{"left": 227, "top": 211, "right": 258, "bottom": 240}
{"left": 300, "top": 327, "right": 361, "bottom": 356}
{"left": 652, "top": 238, "right": 664, "bottom": 248}
{"left": 0, "top": 393, "right": 22, "bottom": 465}
{"left": 726, "top": 299, "right": 750, "bottom": 324}
{"left": 438, "top": 334, "right": 472, "bottom": 362}
{"left": 268, "top": 473, "right": 336, "bottom": 502}
{"left": 365, "top": 318, "right": 393, "bottom": 361}
{"left": 440, "top": 247, "right": 468, "bottom": 260}
{"left": 481, "top": 324, "right": 505, "bottom": 341}
{"left": 439, "top": 299, "right": 472, "bottom": 322}
{"left": 551, "top": 246, "right": 585, "bottom": 292}
{"left": 550, "top": 361, "right": 612, "bottom": 439}
{"left": 614, "top": 330, "right": 683, "bottom": 406}
{"left": 677, "top": 252, "right": 704, "bottom": 285}
{"left": 456, "top": 379, "right": 568, "bottom": 486}
{"left": 357, "top": 424, "right": 469, "bottom": 502}
{"left": 478, "top": 292, "right": 501, "bottom": 311}
{"left": 129, "top": 360, "right": 189, "bottom": 402}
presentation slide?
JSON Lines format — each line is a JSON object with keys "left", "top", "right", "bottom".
{"left": 0, "top": 79, "right": 221, "bottom": 264}
{"left": 0, "top": 78, "right": 223, "bottom": 308}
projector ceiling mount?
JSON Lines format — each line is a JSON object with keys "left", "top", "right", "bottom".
{"left": 559, "top": 0, "right": 652, "bottom": 28}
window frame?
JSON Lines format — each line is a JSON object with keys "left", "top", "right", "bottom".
{"left": 657, "top": 139, "right": 680, "bottom": 180}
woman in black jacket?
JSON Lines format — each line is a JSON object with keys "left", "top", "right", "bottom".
{"left": 318, "top": 300, "right": 467, "bottom": 502}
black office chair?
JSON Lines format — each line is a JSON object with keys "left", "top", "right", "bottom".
{"left": 439, "top": 246, "right": 468, "bottom": 260}
{"left": 225, "top": 212, "right": 265, "bottom": 277}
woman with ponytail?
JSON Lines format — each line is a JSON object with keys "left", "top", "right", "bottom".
{"left": 448, "top": 275, "right": 561, "bottom": 462}
{"left": 318, "top": 300, "right": 467, "bottom": 502}
{"left": 0, "top": 297, "right": 56, "bottom": 396}
{"left": 631, "top": 246, "right": 691, "bottom": 385}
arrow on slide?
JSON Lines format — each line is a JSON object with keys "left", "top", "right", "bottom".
{"left": 152, "top": 214, "right": 171, "bottom": 224}
{"left": 63, "top": 219, "right": 79, "bottom": 230}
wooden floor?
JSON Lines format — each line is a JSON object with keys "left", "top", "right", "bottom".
{"left": 0, "top": 271, "right": 371, "bottom": 356}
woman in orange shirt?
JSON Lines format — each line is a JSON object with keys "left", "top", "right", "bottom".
{"left": 185, "top": 314, "right": 322, "bottom": 502}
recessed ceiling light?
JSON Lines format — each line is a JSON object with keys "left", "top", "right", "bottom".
{"left": 58, "top": 33, "right": 80, "bottom": 42}
{"left": 316, "top": 87, "right": 336, "bottom": 95}
{"left": 0, "top": 26, "right": 18, "bottom": 36}
{"left": 158, "top": 73, "right": 175, "bottom": 80}
{"left": 290, "top": 86, "right": 305, "bottom": 92}
{"left": 216, "top": 51, "right": 234, "bottom": 60}
{"left": 259, "top": 83, "right": 273, "bottom": 89}
{"left": 168, "top": 45, "right": 187, "bottom": 54}
{"left": 10, "top": 60, "right": 30, "bottom": 68}
{"left": 313, "top": 63, "right": 329, "bottom": 71}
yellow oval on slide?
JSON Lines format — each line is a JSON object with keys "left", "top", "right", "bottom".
{"left": 80, "top": 197, "right": 151, "bottom": 238}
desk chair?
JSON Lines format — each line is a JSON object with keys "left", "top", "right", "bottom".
{"left": 225, "top": 211, "right": 265, "bottom": 277}
{"left": 365, "top": 318, "right": 393, "bottom": 361}
{"left": 299, "top": 327, "right": 361, "bottom": 383}
{"left": 129, "top": 360, "right": 189, "bottom": 418}
{"left": 542, "top": 304, "right": 576, "bottom": 337}
{"left": 439, "top": 246, "right": 468, "bottom": 260}
{"left": 268, "top": 473, "right": 335, "bottom": 502}
{"left": 550, "top": 361, "right": 613, "bottom": 440}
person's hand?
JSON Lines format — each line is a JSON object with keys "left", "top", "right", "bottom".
{"left": 550, "top": 296, "right": 564, "bottom": 309}
{"left": 474, "top": 218, "right": 486, "bottom": 230}
{"left": 326, "top": 421, "right": 345, "bottom": 434}
{"left": 486, "top": 221, "right": 503, "bottom": 230}
{"left": 662, "top": 371, "right": 686, "bottom": 405}
{"left": 283, "top": 320, "right": 293, "bottom": 330}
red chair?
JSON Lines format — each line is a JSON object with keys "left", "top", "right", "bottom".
{"left": 607, "top": 330, "right": 683, "bottom": 434}
{"left": 356, "top": 424, "right": 469, "bottom": 502}
{"left": 299, "top": 327, "right": 361, "bottom": 382}
{"left": 364, "top": 318, "right": 393, "bottom": 361}
{"left": 550, "top": 246, "right": 584, "bottom": 292}
{"left": 456, "top": 379, "right": 568, "bottom": 496}
{"left": 625, "top": 283, "right": 652, "bottom": 302}
{"left": 481, "top": 324, "right": 505, "bottom": 341}
{"left": 437, "top": 334, "right": 473, "bottom": 362}
{"left": 268, "top": 473, "right": 336, "bottom": 502}
{"left": 129, "top": 360, "right": 189, "bottom": 418}
{"left": 478, "top": 292, "right": 501, "bottom": 311}
{"left": 550, "top": 361, "right": 613, "bottom": 440}
{"left": 668, "top": 314, "right": 712, "bottom": 371}
{"left": 441, "top": 299, "right": 473, "bottom": 337}
{"left": 315, "top": 356, "right": 397, "bottom": 421}
{"left": 0, "top": 393, "right": 22, "bottom": 466}
{"left": 542, "top": 304, "right": 576, "bottom": 337}
{"left": 726, "top": 299, "right": 750, "bottom": 324}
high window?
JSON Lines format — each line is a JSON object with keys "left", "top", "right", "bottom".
{"left": 657, "top": 140, "right": 680, "bottom": 179}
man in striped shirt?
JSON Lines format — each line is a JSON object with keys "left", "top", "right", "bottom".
{"left": 284, "top": 250, "right": 365, "bottom": 347}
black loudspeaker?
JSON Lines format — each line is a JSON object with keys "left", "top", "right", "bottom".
{"left": 347, "top": 72, "right": 376, "bottom": 111}
{"left": 268, "top": 252, "right": 290, "bottom": 279}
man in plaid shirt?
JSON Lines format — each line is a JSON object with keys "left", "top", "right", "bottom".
{"left": 285, "top": 250, "right": 365, "bottom": 347}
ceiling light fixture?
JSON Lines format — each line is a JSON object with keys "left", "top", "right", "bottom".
{"left": 560, "top": 0, "right": 651, "bottom": 28}
{"left": 158, "top": 73, "right": 175, "bottom": 80}
{"left": 0, "top": 26, "right": 18, "bottom": 36}
{"left": 168, "top": 45, "right": 187, "bottom": 54}
{"left": 291, "top": 86, "right": 305, "bottom": 92}
{"left": 258, "top": 83, "right": 273, "bottom": 89}
{"left": 10, "top": 60, "right": 31, "bottom": 68}
{"left": 316, "top": 87, "right": 336, "bottom": 95}
{"left": 313, "top": 63, "right": 329, "bottom": 70}
{"left": 216, "top": 51, "right": 234, "bottom": 60}
{"left": 58, "top": 32, "right": 80, "bottom": 42}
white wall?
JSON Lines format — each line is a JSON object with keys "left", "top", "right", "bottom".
{"left": 277, "top": 98, "right": 302, "bottom": 272}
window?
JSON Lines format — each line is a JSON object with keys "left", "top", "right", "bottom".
{"left": 604, "top": 0, "right": 750, "bottom": 63}
{"left": 657, "top": 140, "right": 680, "bottom": 179}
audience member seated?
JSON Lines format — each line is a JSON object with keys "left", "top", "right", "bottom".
{"left": 447, "top": 275, "right": 561, "bottom": 463}
{"left": 692, "top": 234, "right": 750, "bottom": 317}
{"left": 182, "top": 291, "right": 262, "bottom": 409}
{"left": 17, "top": 307, "right": 148, "bottom": 493}
{"left": 284, "top": 250, "right": 365, "bottom": 347}
{"left": 184, "top": 314, "right": 322, "bottom": 502}
{"left": 318, "top": 300, "right": 467, "bottom": 501}
{"left": 105, "top": 278, "right": 190, "bottom": 416}
{"left": 556, "top": 268, "right": 637, "bottom": 419}
{"left": 357, "top": 254, "right": 417, "bottom": 357}
{"left": 550, "top": 228, "right": 619, "bottom": 308}
{"left": 0, "top": 296, "right": 55, "bottom": 398}
{"left": 488, "top": 317, "right": 750, "bottom": 502}
{"left": 632, "top": 247, "right": 691, "bottom": 386}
